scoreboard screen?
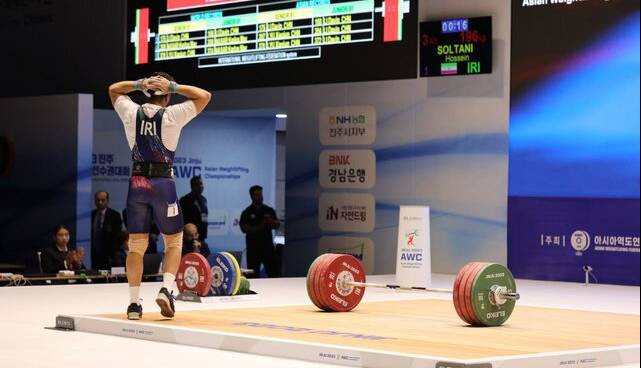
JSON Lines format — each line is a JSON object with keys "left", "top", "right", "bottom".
{"left": 126, "top": 0, "right": 418, "bottom": 90}
{"left": 420, "top": 16, "right": 492, "bottom": 77}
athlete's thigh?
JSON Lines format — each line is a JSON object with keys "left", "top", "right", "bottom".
{"left": 126, "top": 177, "right": 153, "bottom": 233}
{"left": 149, "top": 178, "right": 184, "bottom": 234}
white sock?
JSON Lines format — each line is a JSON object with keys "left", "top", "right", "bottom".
{"left": 162, "top": 272, "right": 175, "bottom": 290}
{"left": 129, "top": 286, "right": 140, "bottom": 304}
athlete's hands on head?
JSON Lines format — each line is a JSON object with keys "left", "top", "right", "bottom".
{"left": 146, "top": 76, "right": 171, "bottom": 95}
{"left": 141, "top": 78, "right": 155, "bottom": 92}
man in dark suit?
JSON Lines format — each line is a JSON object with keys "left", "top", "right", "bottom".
{"left": 179, "top": 176, "right": 208, "bottom": 241}
{"left": 240, "top": 185, "right": 280, "bottom": 278}
{"left": 91, "top": 191, "right": 123, "bottom": 270}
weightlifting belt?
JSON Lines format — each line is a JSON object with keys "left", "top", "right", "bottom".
{"left": 132, "top": 162, "right": 173, "bottom": 178}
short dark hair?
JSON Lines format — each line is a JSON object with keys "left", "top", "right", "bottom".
{"left": 249, "top": 185, "right": 262, "bottom": 196}
{"left": 190, "top": 175, "right": 202, "bottom": 186}
{"left": 151, "top": 71, "right": 175, "bottom": 82}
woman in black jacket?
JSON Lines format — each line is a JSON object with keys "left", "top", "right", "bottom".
{"left": 41, "top": 225, "right": 85, "bottom": 273}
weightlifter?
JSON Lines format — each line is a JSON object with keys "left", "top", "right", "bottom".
{"left": 108, "top": 73, "right": 211, "bottom": 319}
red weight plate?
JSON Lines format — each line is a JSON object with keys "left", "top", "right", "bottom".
{"left": 452, "top": 262, "right": 476, "bottom": 325}
{"left": 312, "top": 254, "right": 333, "bottom": 310}
{"left": 318, "top": 254, "right": 366, "bottom": 312}
{"left": 458, "top": 262, "right": 482, "bottom": 325}
{"left": 461, "top": 262, "right": 485, "bottom": 326}
{"left": 452, "top": 262, "right": 473, "bottom": 323}
{"left": 458, "top": 262, "right": 481, "bottom": 325}
{"left": 464, "top": 262, "right": 488, "bottom": 326}
{"left": 306, "top": 255, "right": 325, "bottom": 309}
{"left": 315, "top": 253, "right": 339, "bottom": 311}
{"left": 176, "top": 252, "right": 212, "bottom": 296}
{"left": 316, "top": 254, "right": 346, "bottom": 311}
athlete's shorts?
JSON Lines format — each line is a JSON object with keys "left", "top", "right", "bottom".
{"left": 126, "top": 176, "right": 183, "bottom": 234}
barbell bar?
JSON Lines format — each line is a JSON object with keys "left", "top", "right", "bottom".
{"left": 306, "top": 253, "right": 520, "bottom": 327}
{"left": 342, "top": 280, "right": 520, "bottom": 301}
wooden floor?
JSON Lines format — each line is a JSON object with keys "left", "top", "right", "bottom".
{"left": 98, "top": 299, "right": 640, "bottom": 360}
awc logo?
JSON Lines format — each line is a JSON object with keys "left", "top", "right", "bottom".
{"left": 405, "top": 230, "right": 419, "bottom": 247}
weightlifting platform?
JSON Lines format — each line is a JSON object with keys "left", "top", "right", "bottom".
{"left": 58, "top": 298, "right": 640, "bottom": 368}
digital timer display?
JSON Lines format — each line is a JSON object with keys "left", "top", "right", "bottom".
{"left": 420, "top": 16, "right": 492, "bottom": 77}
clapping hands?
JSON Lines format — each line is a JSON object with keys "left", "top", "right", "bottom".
{"left": 65, "top": 247, "right": 85, "bottom": 270}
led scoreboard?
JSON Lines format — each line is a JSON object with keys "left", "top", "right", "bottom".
{"left": 420, "top": 16, "right": 492, "bottom": 77}
{"left": 127, "top": 0, "right": 418, "bottom": 89}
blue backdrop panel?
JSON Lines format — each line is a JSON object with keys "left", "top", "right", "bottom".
{"left": 509, "top": 3, "right": 640, "bottom": 285}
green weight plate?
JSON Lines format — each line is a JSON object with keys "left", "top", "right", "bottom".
{"left": 237, "top": 276, "right": 251, "bottom": 295}
{"left": 470, "top": 263, "right": 517, "bottom": 327}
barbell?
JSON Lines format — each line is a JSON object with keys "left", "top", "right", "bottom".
{"left": 306, "top": 253, "right": 520, "bottom": 327}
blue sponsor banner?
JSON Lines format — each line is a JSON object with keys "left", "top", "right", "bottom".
{"left": 508, "top": 197, "right": 640, "bottom": 286}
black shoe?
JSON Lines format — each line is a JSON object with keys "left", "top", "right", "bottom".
{"left": 127, "top": 303, "right": 143, "bottom": 320}
{"left": 155, "top": 287, "right": 175, "bottom": 318}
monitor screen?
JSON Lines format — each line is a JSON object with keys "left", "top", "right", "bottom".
{"left": 420, "top": 16, "right": 492, "bottom": 77}
{"left": 126, "top": 0, "right": 418, "bottom": 90}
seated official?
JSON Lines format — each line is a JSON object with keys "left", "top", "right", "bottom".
{"left": 41, "top": 225, "right": 86, "bottom": 273}
{"left": 182, "top": 223, "right": 210, "bottom": 257}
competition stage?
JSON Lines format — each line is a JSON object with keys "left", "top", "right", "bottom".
{"left": 44, "top": 273, "right": 640, "bottom": 368}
